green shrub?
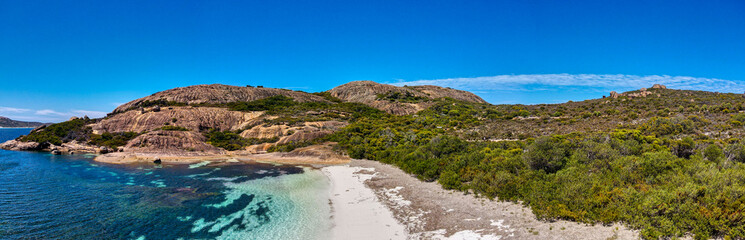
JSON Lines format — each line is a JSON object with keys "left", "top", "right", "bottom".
{"left": 157, "top": 125, "right": 190, "bottom": 131}
{"left": 522, "top": 136, "right": 570, "bottom": 173}
{"left": 703, "top": 144, "right": 723, "bottom": 163}
{"left": 89, "top": 132, "right": 140, "bottom": 149}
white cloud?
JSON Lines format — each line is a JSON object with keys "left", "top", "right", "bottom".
{"left": 0, "top": 106, "right": 31, "bottom": 113}
{"left": 72, "top": 110, "right": 107, "bottom": 118}
{"left": 35, "top": 109, "right": 67, "bottom": 116}
{"left": 389, "top": 74, "right": 745, "bottom": 93}
{"left": 0, "top": 106, "right": 109, "bottom": 123}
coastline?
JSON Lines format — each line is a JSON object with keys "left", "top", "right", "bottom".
{"left": 1, "top": 140, "right": 639, "bottom": 239}
{"left": 342, "top": 159, "right": 640, "bottom": 240}
{"left": 94, "top": 150, "right": 351, "bottom": 165}
{"left": 322, "top": 165, "right": 407, "bottom": 240}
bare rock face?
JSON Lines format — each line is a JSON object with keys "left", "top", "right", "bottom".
{"left": 276, "top": 130, "right": 335, "bottom": 145}
{"left": 279, "top": 142, "right": 348, "bottom": 161}
{"left": 124, "top": 130, "right": 224, "bottom": 154}
{"left": 652, "top": 84, "right": 667, "bottom": 89}
{"left": 113, "top": 84, "right": 329, "bottom": 113}
{"left": 275, "top": 121, "right": 347, "bottom": 144}
{"left": 240, "top": 124, "right": 290, "bottom": 139}
{"left": 0, "top": 140, "right": 41, "bottom": 151}
{"left": 245, "top": 143, "right": 275, "bottom": 154}
{"left": 327, "top": 81, "right": 486, "bottom": 115}
{"left": 93, "top": 107, "right": 264, "bottom": 133}
{"left": 610, "top": 91, "right": 619, "bottom": 98}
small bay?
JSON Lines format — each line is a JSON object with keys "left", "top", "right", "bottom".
{"left": 0, "top": 128, "right": 331, "bottom": 240}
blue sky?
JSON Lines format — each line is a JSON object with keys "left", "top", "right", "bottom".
{"left": 1, "top": 0, "right": 744, "bottom": 122}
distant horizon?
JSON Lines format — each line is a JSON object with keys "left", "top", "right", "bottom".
{"left": 1, "top": 0, "right": 743, "bottom": 122}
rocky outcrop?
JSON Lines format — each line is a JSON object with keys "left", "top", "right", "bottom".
{"left": 278, "top": 142, "right": 348, "bottom": 161}
{"left": 0, "top": 140, "right": 41, "bottom": 151}
{"left": 242, "top": 121, "right": 348, "bottom": 152}
{"left": 240, "top": 124, "right": 290, "bottom": 139}
{"left": 328, "top": 81, "right": 486, "bottom": 115}
{"left": 123, "top": 130, "right": 225, "bottom": 154}
{"left": 277, "top": 130, "right": 334, "bottom": 145}
{"left": 276, "top": 121, "right": 347, "bottom": 144}
{"left": 610, "top": 85, "right": 668, "bottom": 99}
{"left": 58, "top": 141, "right": 112, "bottom": 154}
{"left": 93, "top": 107, "right": 264, "bottom": 133}
{"left": 610, "top": 91, "right": 619, "bottom": 98}
{"left": 245, "top": 143, "right": 275, "bottom": 154}
{"left": 113, "top": 84, "right": 329, "bottom": 113}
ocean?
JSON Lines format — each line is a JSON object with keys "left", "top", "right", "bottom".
{"left": 0, "top": 128, "right": 332, "bottom": 240}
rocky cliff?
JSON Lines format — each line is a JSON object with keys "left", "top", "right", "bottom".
{"left": 327, "top": 81, "right": 486, "bottom": 115}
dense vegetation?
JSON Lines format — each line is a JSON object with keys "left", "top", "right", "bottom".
{"left": 319, "top": 90, "right": 745, "bottom": 239}
{"left": 376, "top": 91, "right": 428, "bottom": 103}
{"left": 88, "top": 132, "right": 140, "bottom": 149}
{"left": 19, "top": 118, "right": 95, "bottom": 146}
{"left": 17, "top": 117, "right": 139, "bottom": 150}
{"left": 157, "top": 125, "right": 191, "bottom": 131}
{"left": 203, "top": 130, "right": 278, "bottom": 151}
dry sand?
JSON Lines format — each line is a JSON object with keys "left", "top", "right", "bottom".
{"left": 334, "top": 159, "right": 640, "bottom": 240}
{"left": 323, "top": 165, "right": 408, "bottom": 240}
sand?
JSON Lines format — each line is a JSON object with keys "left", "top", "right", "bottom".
{"left": 322, "top": 165, "right": 407, "bottom": 240}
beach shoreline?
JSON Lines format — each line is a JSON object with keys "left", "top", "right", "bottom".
{"left": 340, "top": 159, "right": 640, "bottom": 240}
{"left": 322, "top": 165, "right": 408, "bottom": 240}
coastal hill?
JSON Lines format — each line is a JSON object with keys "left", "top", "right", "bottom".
{"left": 328, "top": 81, "right": 486, "bottom": 115}
{"left": 0, "top": 116, "right": 45, "bottom": 128}
{"left": 112, "top": 84, "right": 330, "bottom": 114}
{"left": 5, "top": 81, "right": 745, "bottom": 239}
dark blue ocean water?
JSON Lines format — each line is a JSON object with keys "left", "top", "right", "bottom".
{"left": 0, "top": 129, "right": 331, "bottom": 240}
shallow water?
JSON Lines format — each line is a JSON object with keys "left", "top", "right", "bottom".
{"left": 0, "top": 129, "right": 331, "bottom": 240}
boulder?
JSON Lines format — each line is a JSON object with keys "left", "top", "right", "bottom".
{"left": 0, "top": 140, "right": 41, "bottom": 151}
{"left": 652, "top": 84, "right": 667, "bottom": 89}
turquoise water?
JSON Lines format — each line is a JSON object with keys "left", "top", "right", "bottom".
{"left": 0, "top": 129, "right": 331, "bottom": 240}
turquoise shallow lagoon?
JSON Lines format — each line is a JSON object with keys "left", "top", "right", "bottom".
{"left": 0, "top": 128, "right": 331, "bottom": 240}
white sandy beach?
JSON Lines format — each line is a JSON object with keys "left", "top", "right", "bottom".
{"left": 322, "top": 165, "right": 408, "bottom": 240}
{"left": 320, "top": 161, "right": 639, "bottom": 240}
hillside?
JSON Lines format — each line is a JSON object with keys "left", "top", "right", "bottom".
{"left": 6, "top": 82, "right": 745, "bottom": 239}
{"left": 328, "top": 81, "right": 486, "bottom": 115}
{"left": 112, "top": 84, "right": 331, "bottom": 113}
{"left": 0, "top": 116, "right": 45, "bottom": 128}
